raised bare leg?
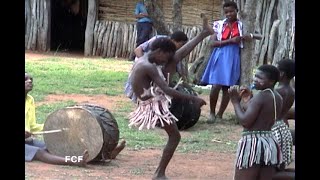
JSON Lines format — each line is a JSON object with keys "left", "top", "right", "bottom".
{"left": 200, "top": 13, "right": 215, "bottom": 36}
{"left": 173, "top": 13, "right": 214, "bottom": 62}
{"left": 152, "top": 122, "right": 181, "bottom": 180}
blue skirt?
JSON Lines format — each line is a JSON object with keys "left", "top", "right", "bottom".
{"left": 200, "top": 44, "right": 240, "bottom": 86}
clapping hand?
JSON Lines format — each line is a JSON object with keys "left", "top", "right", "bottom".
{"left": 228, "top": 85, "right": 241, "bottom": 103}
{"left": 239, "top": 85, "right": 252, "bottom": 103}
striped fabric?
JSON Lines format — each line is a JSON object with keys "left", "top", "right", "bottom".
{"left": 235, "top": 131, "right": 282, "bottom": 169}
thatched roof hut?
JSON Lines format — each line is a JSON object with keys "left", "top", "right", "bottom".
{"left": 25, "top": 0, "right": 222, "bottom": 62}
{"left": 98, "top": 0, "right": 222, "bottom": 26}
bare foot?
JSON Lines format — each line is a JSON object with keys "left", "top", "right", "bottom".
{"left": 200, "top": 13, "right": 214, "bottom": 35}
{"left": 110, "top": 139, "right": 126, "bottom": 159}
{"left": 207, "top": 113, "right": 216, "bottom": 124}
{"left": 75, "top": 149, "right": 89, "bottom": 167}
{"left": 216, "top": 114, "right": 223, "bottom": 119}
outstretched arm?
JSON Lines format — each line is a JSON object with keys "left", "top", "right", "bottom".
{"left": 147, "top": 65, "right": 206, "bottom": 106}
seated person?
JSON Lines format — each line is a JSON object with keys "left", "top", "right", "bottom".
{"left": 25, "top": 72, "right": 89, "bottom": 167}
{"left": 25, "top": 72, "right": 126, "bottom": 166}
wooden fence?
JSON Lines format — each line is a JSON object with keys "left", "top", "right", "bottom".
{"left": 91, "top": 20, "right": 211, "bottom": 63}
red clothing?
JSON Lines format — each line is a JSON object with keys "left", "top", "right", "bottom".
{"left": 221, "top": 21, "right": 240, "bottom": 40}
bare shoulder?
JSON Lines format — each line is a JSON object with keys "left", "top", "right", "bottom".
{"left": 134, "top": 62, "right": 160, "bottom": 83}
{"left": 275, "top": 86, "right": 286, "bottom": 96}
{"left": 251, "top": 91, "right": 265, "bottom": 102}
{"left": 260, "top": 89, "right": 281, "bottom": 100}
{"left": 275, "top": 85, "right": 294, "bottom": 100}
{"left": 134, "top": 60, "right": 156, "bottom": 71}
{"left": 244, "top": 92, "right": 264, "bottom": 111}
{"left": 274, "top": 90, "right": 283, "bottom": 101}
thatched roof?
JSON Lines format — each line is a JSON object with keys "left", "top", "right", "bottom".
{"left": 98, "top": 0, "right": 222, "bottom": 26}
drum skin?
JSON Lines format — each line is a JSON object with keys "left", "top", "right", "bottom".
{"left": 43, "top": 104, "right": 119, "bottom": 162}
{"left": 169, "top": 84, "right": 201, "bottom": 130}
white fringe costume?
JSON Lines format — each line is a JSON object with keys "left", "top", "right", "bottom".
{"left": 235, "top": 88, "right": 282, "bottom": 169}
{"left": 235, "top": 131, "right": 282, "bottom": 169}
{"left": 128, "top": 65, "right": 178, "bottom": 130}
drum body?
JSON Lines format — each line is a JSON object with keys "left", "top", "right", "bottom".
{"left": 169, "top": 84, "right": 201, "bottom": 130}
{"left": 43, "top": 104, "right": 119, "bottom": 162}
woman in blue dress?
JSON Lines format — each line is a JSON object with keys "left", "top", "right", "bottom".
{"left": 200, "top": 1, "right": 258, "bottom": 123}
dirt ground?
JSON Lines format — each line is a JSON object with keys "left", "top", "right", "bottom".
{"left": 26, "top": 92, "right": 237, "bottom": 180}
{"left": 26, "top": 148, "right": 235, "bottom": 180}
{"left": 25, "top": 52, "right": 295, "bottom": 180}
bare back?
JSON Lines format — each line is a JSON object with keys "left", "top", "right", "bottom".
{"left": 244, "top": 89, "right": 283, "bottom": 131}
{"left": 275, "top": 85, "right": 295, "bottom": 120}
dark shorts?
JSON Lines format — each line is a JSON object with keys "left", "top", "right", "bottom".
{"left": 136, "top": 22, "right": 153, "bottom": 46}
{"left": 25, "top": 138, "right": 46, "bottom": 162}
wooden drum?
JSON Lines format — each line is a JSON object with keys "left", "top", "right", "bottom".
{"left": 43, "top": 104, "right": 119, "bottom": 162}
{"left": 169, "top": 84, "right": 201, "bottom": 130}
